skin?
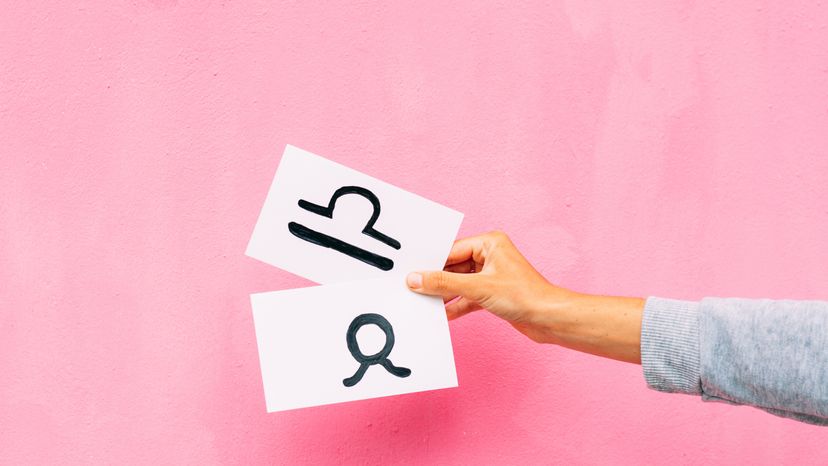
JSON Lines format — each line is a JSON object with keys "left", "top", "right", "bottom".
{"left": 406, "top": 231, "right": 645, "bottom": 364}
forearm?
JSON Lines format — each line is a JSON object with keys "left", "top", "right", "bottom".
{"left": 538, "top": 290, "right": 645, "bottom": 364}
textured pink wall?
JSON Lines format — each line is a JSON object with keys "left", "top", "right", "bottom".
{"left": 2, "top": 1, "right": 827, "bottom": 464}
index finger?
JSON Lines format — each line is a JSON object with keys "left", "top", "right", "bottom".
{"left": 444, "top": 234, "right": 488, "bottom": 266}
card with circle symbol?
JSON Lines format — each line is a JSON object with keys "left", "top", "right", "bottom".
{"left": 245, "top": 144, "right": 464, "bottom": 284}
{"left": 251, "top": 277, "right": 458, "bottom": 412}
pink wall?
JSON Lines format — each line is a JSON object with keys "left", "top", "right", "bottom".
{"left": 2, "top": 1, "right": 827, "bottom": 464}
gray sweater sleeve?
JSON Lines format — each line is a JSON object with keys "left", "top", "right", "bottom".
{"left": 641, "top": 296, "right": 828, "bottom": 425}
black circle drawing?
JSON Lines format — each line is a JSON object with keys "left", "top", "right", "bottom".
{"left": 343, "top": 313, "right": 412, "bottom": 387}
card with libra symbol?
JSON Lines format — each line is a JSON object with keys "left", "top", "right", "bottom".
{"left": 246, "top": 144, "right": 464, "bottom": 285}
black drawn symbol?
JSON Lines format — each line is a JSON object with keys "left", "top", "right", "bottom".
{"left": 288, "top": 186, "right": 401, "bottom": 271}
{"left": 343, "top": 313, "right": 411, "bottom": 387}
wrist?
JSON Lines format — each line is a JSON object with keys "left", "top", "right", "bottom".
{"left": 527, "top": 285, "right": 586, "bottom": 344}
{"left": 541, "top": 290, "right": 645, "bottom": 363}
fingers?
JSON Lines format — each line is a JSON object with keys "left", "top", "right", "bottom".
{"left": 444, "top": 235, "right": 487, "bottom": 266}
{"left": 408, "top": 231, "right": 508, "bottom": 309}
{"left": 445, "top": 297, "right": 482, "bottom": 320}
{"left": 406, "top": 270, "right": 481, "bottom": 301}
{"left": 426, "top": 260, "right": 476, "bottom": 303}
{"left": 444, "top": 259, "right": 476, "bottom": 274}
{"left": 444, "top": 231, "right": 508, "bottom": 266}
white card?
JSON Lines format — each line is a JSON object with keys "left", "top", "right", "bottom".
{"left": 251, "top": 278, "right": 458, "bottom": 412}
{"left": 246, "top": 145, "right": 464, "bottom": 284}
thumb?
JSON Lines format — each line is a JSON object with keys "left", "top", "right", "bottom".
{"left": 406, "top": 270, "right": 481, "bottom": 300}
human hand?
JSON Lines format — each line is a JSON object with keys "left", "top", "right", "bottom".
{"left": 406, "top": 231, "right": 644, "bottom": 363}
{"left": 405, "top": 231, "right": 576, "bottom": 344}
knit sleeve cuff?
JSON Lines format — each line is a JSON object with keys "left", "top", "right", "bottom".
{"left": 641, "top": 297, "right": 702, "bottom": 395}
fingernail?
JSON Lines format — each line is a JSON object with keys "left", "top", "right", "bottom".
{"left": 406, "top": 273, "right": 423, "bottom": 289}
